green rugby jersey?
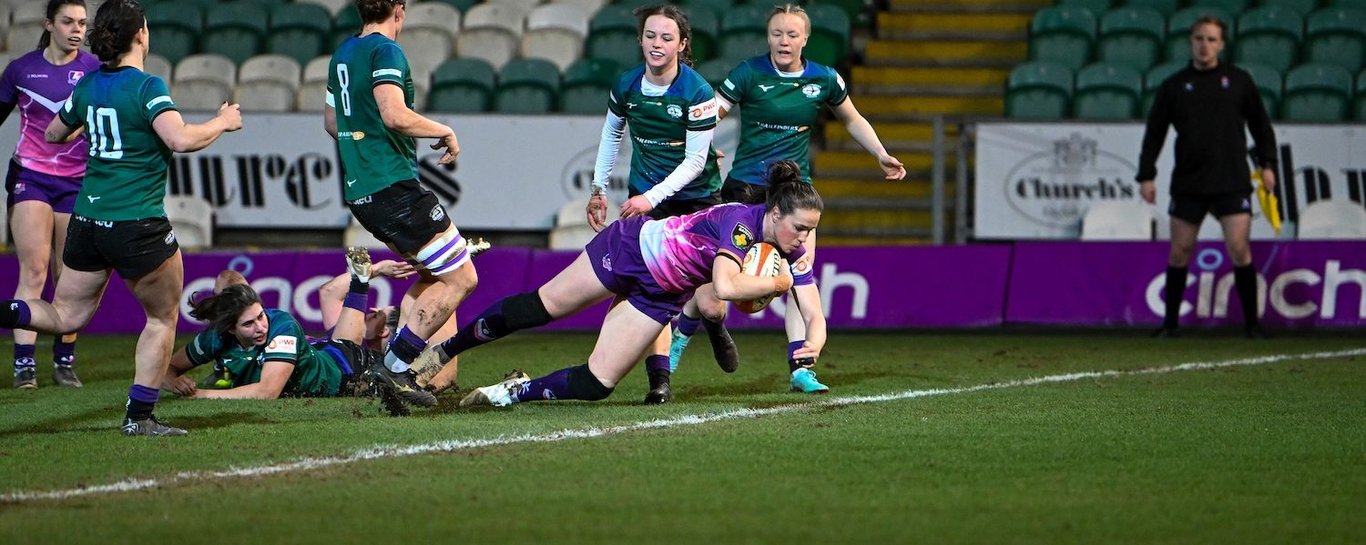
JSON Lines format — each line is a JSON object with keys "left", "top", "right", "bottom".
{"left": 185, "top": 309, "right": 344, "bottom": 397}
{"left": 328, "top": 33, "right": 418, "bottom": 200}
{"left": 716, "top": 55, "right": 848, "bottom": 185}
{"left": 607, "top": 63, "right": 722, "bottom": 200}
{"left": 58, "top": 66, "right": 176, "bottom": 220}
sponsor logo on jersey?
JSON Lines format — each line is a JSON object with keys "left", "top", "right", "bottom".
{"left": 758, "top": 84, "right": 775, "bottom": 92}
{"left": 26, "top": 73, "right": 48, "bottom": 79}
{"left": 666, "top": 104, "right": 683, "bottom": 118}
{"left": 267, "top": 335, "right": 298, "bottom": 352}
{"left": 688, "top": 99, "right": 717, "bottom": 121}
{"left": 731, "top": 223, "right": 755, "bottom": 249}
{"left": 801, "top": 83, "right": 821, "bottom": 98}
{"left": 338, "top": 131, "right": 365, "bottom": 141}
{"left": 349, "top": 195, "right": 372, "bottom": 205}
{"left": 794, "top": 255, "right": 811, "bottom": 274}
{"left": 87, "top": 195, "right": 100, "bottom": 203}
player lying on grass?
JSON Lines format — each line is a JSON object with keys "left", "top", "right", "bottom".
{"left": 161, "top": 248, "right": 410, "bottom": 399}
{"left": 444, "top": 160, "right": 827, "bottom": 408}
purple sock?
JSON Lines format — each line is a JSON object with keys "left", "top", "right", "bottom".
{"left": 788, "top": 340, "right": 808, "bottom": 373}
{"left": 676, "top": 313, "right": 701, "bottom": 337}
{"left": 1, "top": 300, "right": 31, "bottom": 329}
{"left": 439, "top": 298, "right": 508, "bottom": 358}
{"left": 125, "top": 384, "right": 160, "bottom": 420}
{"left": 519, "top": 367, "right": 573, "bottom": 402}
{"left": 645, "top": 354, "right": 670, "bottom": 375}
{"left": 53, "top": 339, "right": 76, "bottom": 366}
{"left": 14, "top": 344, "right": 36, "bottom": 368}
{"left": 386, "top": 326, "right": 427, "bottom": 369}
{"left": 343, "top": 291, "right": 368, "bottom": 313}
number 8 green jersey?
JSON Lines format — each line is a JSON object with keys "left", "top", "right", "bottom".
{"left": 58, "top": 66, "right": 177, "bottom": 221}
{"left": 327, "top": 34, "right": 418, "bottom": 200}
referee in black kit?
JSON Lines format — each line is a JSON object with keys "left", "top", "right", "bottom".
{"left": 1136, "top": 16, "right": 1277, "bottom": 339}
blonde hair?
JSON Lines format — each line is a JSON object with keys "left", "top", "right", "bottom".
{"left": 768, "top": 4, "right": 811, "bottom": 36}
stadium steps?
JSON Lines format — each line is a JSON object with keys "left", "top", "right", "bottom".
{"left": 811, "top": 0, "right": 1044, "bottom": 244}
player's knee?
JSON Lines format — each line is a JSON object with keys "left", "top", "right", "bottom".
{"left": 567, "top": 364, "right": 614, "bottom": 400}
{"left": 504, "top": 291, "right": 552, "bottom": 330}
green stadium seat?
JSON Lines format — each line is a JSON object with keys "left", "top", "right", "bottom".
{"left": 268, "top": 3, "right": 332, "bottom": 67}
{"left": 560, "top": 58, "right": 621, "bottom": 114}
{"left": 332, "top": 5, "right": 362, "bottom": 49}
{"left": 1142, "top": 60, "right": 1185, "bottom": 115}
{"left": 1164, "top": 6, "right": 1233, "bottom": 62}
{"left": 1357, "top": 68, "right": 1366, "bottom": 120}
{"left": 696, "top": 57, "right": 733, "bottom": 88}
{"left": 1057, "top": 0, "right": 1113, "bottom": 17}
{"left": 1005, "top": 61, "right": 1074, "bottom": 119}
{"left": 1235, "top": 7, "right": 1303, "bottom": 73}
{"left": 1122, "top": 0, "right": 1180, "bottom": 16}
{"left": 493, "top": 58, "right": 562, "bottom": 114}
{"left": 1281, "top": 63, "right": 1353, "bottom": 121}
{"left": 718, "top": 4, "right": 772, "bottom": 61}
{"left": 1240, "top": 62, "right": 1284, "bottom": 118}
{"left": 1186, "top": 0, "right": 1249, "bottom": 13}
{"left": 616, "top": 0, "right": 665, "bottom": 9}
{"left": 1029, "top": 6, "right": 1098, "bottom": 71}
{"left": 1097, "top": 7, "right": 1166, "bottom": 71}
{"left": 426, "top": 0, "right": 482, "bottom": 12}
{"left": 586, "top": 6, "right": 644, "bottom": 68}
{"left": 687, "top": 5, "right": 720, "bottom": 63}
{"left": 1260, "top": 0, "right": 1320, "bottom": 16}
{"left": 805, "top": 0, "right": 873, "bottom": 30}
{"left": 427, "top": 58, "right": 496, "bottom": 113}
{"left": 1304, "top": 8, "right": 1366, "bottom": 72}
{"left": 680, "top": 0, "right": 737, "bottom": 16}
{"left": 202, "top": 3, "right": 268, "bottom": 65}
{"left": 1073, "top": 62, "right": 1143, "bottom": 119}
{"left": 146, "top": 3, "right": 202, "bottom": 65}
{"left": 1330, "top": 0, "right": 1366, "bottom": 8}
{"left": 804, "top": 4, "right": 851, "bottom": 67}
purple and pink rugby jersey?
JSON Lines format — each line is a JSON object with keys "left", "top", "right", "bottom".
{"left": 0, "top": 49, "right": 101, "bottom": 178}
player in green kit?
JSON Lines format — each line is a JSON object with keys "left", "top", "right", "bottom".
{"left": 324, "top": 0, "right": 476, "bottom": 410}
{"left": 577, "top": 4, "right": 727, "bottom": 404}
{"left": 0, "top": 0, "right": 241, "bottom": 436}
{"left": 669, "top": 4, "right": 905, "bottom": 394}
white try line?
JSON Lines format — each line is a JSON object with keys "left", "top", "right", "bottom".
{"left": 3, "top": 348, "right": 1362, "bottom": 504}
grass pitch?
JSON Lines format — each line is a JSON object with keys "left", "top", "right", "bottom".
{"left": 0, "top": 330, "right": 1362, "bottom": 544}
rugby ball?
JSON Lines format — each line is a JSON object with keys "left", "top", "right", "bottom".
{"left": 734, "top": 242, "right": 783, "bottom": 314}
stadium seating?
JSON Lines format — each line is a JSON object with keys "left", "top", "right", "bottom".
{"left": 1356, "top": 69, "right": 1366, "bottom": 120}
{"left": 1123, "top": 0, "right": 1179, "bottom": 15}
{"left": 1057, "top": 0, "right": 1112, "bottom": 15}
{"left": 1028, "top": 6, "right": 1097, "bottom": 71}
{"left": 458, "top": 2, "right": 524, "bottom": 71}
{"left": 10, "top": 1, "right": 43, "bottom": 26}
{"left": 559, "top": 57, "right": 619, "bottom": 114}
{"left": 1281, "top": 62, "right": 1354, "bottom": 122}
{"left": 554, "top": 0, "right": 610, "bottom": 18}
{"left": 297, "top": 55, "right": 331, "bottom": 113}
{"left": 1190, "top": 0, "right": 1249, "bottom": 14}
{"left": 1330, "top": 0, "right": 1366, "bottom": 8}
{"left": 165, "top": 195, "right": 214, "bottom": 249}
{"left": 805, "top": 3, "right": 852, "bottom": 68}
{"left": 427, "top": 57, "right": 498, "bottom": 113}
{"left": 172, "top": 54, "right": 236, "bottom": 112}
{"left": 1303, "top": 7, "right": 1366, "bottom": 72}
{"left": 5, "top": 22, "right": 43, "bottom": 54}
{"left": 1072, "top": 62, "right": 1143, "bottom": 119}
{"left": 1261, "top": 0, "right": 1320, "bottom": 16}
{"left": 145, "top": 54, "right": 174, "bottom": 84}
{"left": 331, "top": 6, "right": 362, "bottom": 48}
{"left": 1096, "top": 7, "right": 1165, "bottom": 71}
{"left": 298, "top": 0, "right": 351, "bottom": 16}
{"left": 1080, "top": 201, "right": 1154, "bottom": 240}
{"left": 1005, "top": 61, "right": 1074, "bottom": 119}
{"left": 1241, "top": 62, "right": 1284, "bottom": 119}
{"left": 267, "top": 3, "right": 332, "bottom": 66}
{"left": 146, "top": 3, "right": 202, "bottom": 65}
{"left": 493, "top": 58, "right": 562, "bottom": 114}
{"left": 1163, "top": 6, "right": 1233, "bottom": 63}
{"left": 1296, "top": 199, "right": 1366, "bottom": 239}
{"left": 523, "top": 3, "right": 591, "bottom": 71}
{"left": 584, "top": 6, "right": 643, "bottom": 69}
{"left": 202, "top": 3, "right": 268, "bottom": 65}
{"left": 696, "top": 57, "right": 732, "bottom": 88}
{"left": 399, "top": 2, "right": 461, "bottom": 80}
{"left": 1235, "top": 7, "right": 1303, "bottom": 73}
{"left": 718, "top": 4, "right": 771, "bottom": 62}
{"left": 235, "top": 54, "right": 301, "bottom": 112}
{"left": 1142, "top": 60, "right": 1184, "bottom": 114}
{"left": 686, "top": 5, "right": 720, "bottom": 64}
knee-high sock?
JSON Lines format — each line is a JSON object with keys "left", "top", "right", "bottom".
{"left": 1233, "top": 264, "right": 1259, "bottom": 327}
{"left": 1163, "top": 266, "right": 1186, "bottom": 329}
{"left": 438, "top": 292, "right": 552, "bottom": 359}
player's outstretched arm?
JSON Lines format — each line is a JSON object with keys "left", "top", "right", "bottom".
{"left": 789, "top": 283, "right": 826, "bottom": 361}
{"left": 153, "top": 102, "right": 242, "bottom": 153}
{"left": 831, "top": 99, "right": 905, "bottom": 180}
{"left": 193, "top": 361, "right": 292, "bottom": 400}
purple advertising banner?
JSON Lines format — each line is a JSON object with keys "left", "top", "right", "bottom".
{"left": 1006, "top": 241, "right": 1366, "bottom": 327}
{"left": 0, "top": 245, "right": 1015, "bottom": 335}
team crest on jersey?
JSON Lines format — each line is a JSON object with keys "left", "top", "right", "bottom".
{"left": 430, "top": 204, "right": 446, "bottom": 222}
{"left": 731, "top": 223, "right": 755, "bottom": 249}
{"left": 164, "top": 232, "right": 176, "bottom": 245}
{"left": 666, "top": 104, "right": 683, "bottom": 118}
{"left": 801, "top": 83, "right": 821, "bottom": 98}
{"left": 67, "top": 70, "right": 84, "bottom": 84}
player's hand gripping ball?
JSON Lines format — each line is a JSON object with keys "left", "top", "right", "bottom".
{"left": 735, "top": 242, "right": 784, "bottom": 314}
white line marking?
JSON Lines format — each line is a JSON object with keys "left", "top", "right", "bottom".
{"left": 3, "top": 348, "right": 1361, "bottom": 504}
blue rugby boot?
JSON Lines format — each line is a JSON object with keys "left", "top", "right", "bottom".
{"left": 789, "top": 368, "right": 829, "bottom": 394}
{"left": 667, "top": 328, "right": 690, "bottom": 373}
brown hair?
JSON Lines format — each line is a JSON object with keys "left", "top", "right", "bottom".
{"left": 634, "top": 4, "right": 694, "bottom": 67}
{"left": 87, "top": 0, "right": 142, "bottom": 63}
{"left": 765, "top": 160, "right": 823, "bottom": 214}
{"left": 1190, "top": 15, "right": 1227, "bottom": 41}
{"left": 38, "top": 0, "right": 86, "bottom": 50}
{"left": 356, "top": 0, "right": 405, "bottom": 25}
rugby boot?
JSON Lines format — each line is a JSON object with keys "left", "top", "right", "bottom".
{"left": 121, "top": 416, "right": 188, "bottom": 437}
{"left": 53, "top": 365, "right": 83, "bottom": 388}
{"left": 789, "top": 368, "right": 830, "bottom": 394}
{"left": 13, "top": 366, "right": 36, "bottom": 389}
{"left": 666, "top": 327, "right": 690, "bottom": 373}
{"left": 643, "top": 370, "right": 672, "bottom": 404}
{"left": 345, "top": 246, "right": 371, "bottom": 282}
{"left": 702, "top": 319, "right": 739, "bottom": 373}
{"left": 460, "top": 369, "right": 531, "bottom": 407}
{"left": 367, "top": 361, "right": 437, "bottom": 407}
